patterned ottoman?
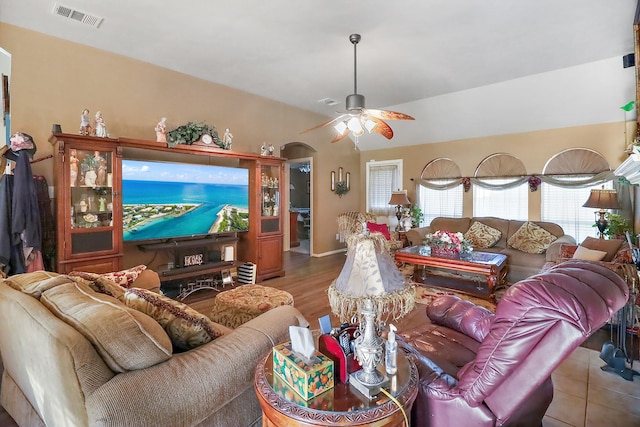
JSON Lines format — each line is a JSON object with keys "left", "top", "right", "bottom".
{"left": 209, "top": 284, "right": 294, "bottom": 328}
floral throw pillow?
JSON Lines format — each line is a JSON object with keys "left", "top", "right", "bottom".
{"left": 507, "top": 222, "right": 558, "bottom": 254}
{"left": 464, "top": 221, "right": 502, "bottom": 249}
{"left": 101, "top": 265, "right": 147, "bottom": 288}
{"left": 68, "top": 271, "right": 126, "bottom": 301}
{"left": 123, "top": 288, "right": 230, "bottom": 351}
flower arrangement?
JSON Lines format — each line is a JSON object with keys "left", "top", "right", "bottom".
{"left": 423, "top": 230, "right": 473, "bottom": 255}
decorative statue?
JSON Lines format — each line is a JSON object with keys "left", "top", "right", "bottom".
{"left": 155, "top": 117, "right": 167, "bottom": 142}
{"left": 260, "top": 142, "right": 268, "bottom": 156}
{"left": 94, "top": 111, "right": 107, "bottom": 138}
{"left": 94, "top": 151, "right": 107, "bottom": 186}
{"left": 99, "top": 197, "right": 106, "bottom": 212}
{"left": 79, "top": 109, "right": 92, "bottom": 136}
{"left": 223, "top": 128, "right": 233, "bottom": 150}
{"left": 69, "top": 149, "right": 79, "bottom": 187}
{"left": 267, "top": 144, "right": 275, "bottom": 156}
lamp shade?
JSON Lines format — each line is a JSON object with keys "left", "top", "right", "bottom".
{"left": 388, "top": 191, "right": 410, "bottom": 206}
{"left": 582, "top": 188, "right": 621, "bottom": 210}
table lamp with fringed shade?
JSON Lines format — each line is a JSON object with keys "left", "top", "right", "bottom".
{"left": 582, "top": 186, "right": 621, "bottom": 239}
{"left": 388, "top": 191, "right": 411, "bottom": 232}
{"left": 328, "top": 232, "right": 415, "bottom": 394}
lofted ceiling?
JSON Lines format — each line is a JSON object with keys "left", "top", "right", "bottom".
{"left": 0, "top": 0, "right": 637, "bottom": 150}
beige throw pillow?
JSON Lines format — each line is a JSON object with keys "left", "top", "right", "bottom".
{"left": 69, "top": 271, "right": 126, "bottom": 301}
{"left": 507, "top": 222, "right": 558, "bottom": 254}
{"left": 464, "top": 221, "right": 502, "bottom": 249}
{"left": 123, "top": 288, "right": 231, "bottom": 351}
{"left": 581, "top": 237, "right": 623, "bottom": 262}
{"left": 41, "top": 281, "right": 172, "bottom": 373}
{"left": 572, "top": 245, "right": 607, "bottom": 261}
{"left": 5, "top": 271, "right": 69, "bottom": 299}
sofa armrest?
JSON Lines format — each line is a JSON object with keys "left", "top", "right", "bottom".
{"left": 86, "top": 305, "right": 307, "bottom": 426}
{"left": 427, "top": 296, "right": 494, "bottom": 343}
{"left": 546, "top": 235, "right": 577, "bottom": 262}
{"left": 405, "top": 226, "right": 432, "bottom": 246}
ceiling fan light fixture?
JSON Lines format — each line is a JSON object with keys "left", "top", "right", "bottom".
{"left": 347, "top": 117, "right": 363, "bottom": 134}
{"left": 334, "top": 121, "right": 348, "bottom": 135}
{"left": 364, "top": 119, "right": 377, "bottom": 133}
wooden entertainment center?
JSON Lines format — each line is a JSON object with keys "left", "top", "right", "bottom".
{"left": 49, "top": 132, "right": 285, "bottom": 284}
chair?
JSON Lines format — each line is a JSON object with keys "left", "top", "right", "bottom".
{"left": 337, "top": 211, "right": 404, "bottom": 252}
{"left": 399, "top": 259, "right": 629, "bottom": 427}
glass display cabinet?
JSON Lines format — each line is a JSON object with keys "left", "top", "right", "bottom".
{"left": 240, "top": 158, "right": 285, "bottom": 281}
{"left": 50, "top": 133, "right": 123, "bottom": 273}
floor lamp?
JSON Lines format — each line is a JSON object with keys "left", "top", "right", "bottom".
{"left": 582, "top": 187, "right": 621, "bottom": 239}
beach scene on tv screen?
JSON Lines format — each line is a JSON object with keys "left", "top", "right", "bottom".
{"left": 122, "top": 160, "right": 249, "bottom": 242}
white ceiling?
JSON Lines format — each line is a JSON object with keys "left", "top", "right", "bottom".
{"left": 0, "top": 0, "right": 637, "bottom": 150}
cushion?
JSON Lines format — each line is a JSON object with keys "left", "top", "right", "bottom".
{"left": 572, "top": 245, "right": 607, "bottom": 261}
{"left": 559, "top": 244, "right": 578, "bottom": 259}
{"left": 464, "top": 221, "right": 502, "bottom": 249}
{"left": 367, "top": 222, "right": 391, "bottom": 240}
{"left": 68, "top": 271, "right": 126, "bottom": 301}
{"left": 507, "top": 222, "right": 558, "bottom": 254}
{"left": 4, "top": 271, "right": 69, "bottom": 299}
{"left": 123, "top": 287, "right": 231, "bottom": 351}
{"left": 581, "top": 237, "right": 623, "bottom": 262}
{"left": 41, "top": 281, "right": 172, "bottom": 373}
{"left": 101, "top": 265, "right": 147, "bottom": 288}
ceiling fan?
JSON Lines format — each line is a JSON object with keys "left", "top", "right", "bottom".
{"left": 302, "top": 33, "right": 414, "bottom": 145}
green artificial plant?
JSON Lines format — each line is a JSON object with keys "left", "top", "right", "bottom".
{"left": 409, "top": 205, "right": 424, "bottom": 228}
{"left": 166, "top": 121, "right": 221, "bottom": 148}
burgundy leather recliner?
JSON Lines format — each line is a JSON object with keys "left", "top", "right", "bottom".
{"left": 399, "top": 259, "right": 629, "bottom": 427}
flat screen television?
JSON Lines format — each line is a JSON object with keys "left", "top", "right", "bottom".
{"left": 121, "top": 159, "right": 249, "bottom": 243}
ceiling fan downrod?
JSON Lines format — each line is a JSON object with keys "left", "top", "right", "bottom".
{"left": 346, "top": 33, "right": 365, "bottom": 112}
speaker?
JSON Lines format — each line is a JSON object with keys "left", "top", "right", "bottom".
{"left": 623, "top": 53, "right": 635, "bottom": 68}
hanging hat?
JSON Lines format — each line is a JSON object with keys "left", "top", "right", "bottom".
{"left": 2, "top": 132, "right": 37, "bottom": 161}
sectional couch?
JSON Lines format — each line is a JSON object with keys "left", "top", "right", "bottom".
{"left": 0, "top": 270, "right": 307, "bottom": 427}
{"left": 405, "top": 216, "right": 576, "bottom": 283}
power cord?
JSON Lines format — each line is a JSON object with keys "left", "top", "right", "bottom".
{"left": 379, "top": 387, "right": 409, "bottom": 426}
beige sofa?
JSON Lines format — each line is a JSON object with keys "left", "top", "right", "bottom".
{"left": 0, "top": 270, "right": 307, "bottom": 427}
{"left": 405, "top": 216, "right": 576, "bottom": 283}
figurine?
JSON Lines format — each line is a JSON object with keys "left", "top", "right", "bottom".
{"left": 267, "top": 144, "right": 275, "bottom": 156}
{"left": 94, "top": 111, "right": 107, "bottom": 138}
{"left": 260, "top": 142, "right": 268, "bottom": 156}
{"left": 98, "top": 197, "right": 106, "bottom": 212}
{"left": 155, "top": 117, "right": 167, "bottom": 142}
{"left": 223, "top": 128, "right": 233, "bottom": 149}
{"left": 94, "top": 151, "right": 107, "bottom": 186}
{"left": 79, "top": 109, "right": 92, "bottom": 136}
{"left": 70, "top": 149, "right": 79, "bottom": 187}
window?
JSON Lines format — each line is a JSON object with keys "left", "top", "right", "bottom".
{"left": 542, "top": 178, "right": 613, "bottom": 242}
{"left": 418, "top": 180, "right": 463, "bottom": 226}
{"left": 366, "top": 160, "right": 402, "bottom": 216}
{"left": 473, "top": 178, "right": 528, "bottom": 220}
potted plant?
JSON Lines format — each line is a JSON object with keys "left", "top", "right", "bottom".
{"left": 409, "top": 205, "right": 424, "bottom": 228}
{"left": 602, "top": 213, "right": 632, "bottom": 240}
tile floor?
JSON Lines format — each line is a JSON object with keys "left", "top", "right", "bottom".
{"left": 544, "top": 347, "right": 640, "bottom": 427}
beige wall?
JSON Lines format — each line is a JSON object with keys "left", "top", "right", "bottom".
{"left": 1, "top": 23, "right": 361, "bottom": 258}
{"left": 360, "top": 121, "right": 634, "bottom": 221}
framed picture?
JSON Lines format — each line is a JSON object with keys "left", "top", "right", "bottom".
{"left": 306, "top": 180, "right": 310, "bottom": 194}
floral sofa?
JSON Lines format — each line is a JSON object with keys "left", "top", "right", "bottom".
{"left": 0, "top": 269, "right": 307, "bottom": 427}
{"left": 405, "top": 216, "right": 576, "bottom": 283}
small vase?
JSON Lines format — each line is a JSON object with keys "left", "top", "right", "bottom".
{"left": 430, "top": 246, "right": 460, "bottom": 258}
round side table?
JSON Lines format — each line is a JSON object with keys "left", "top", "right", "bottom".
{"left": 254, "top": 348, "right": 418, "bottom": 427}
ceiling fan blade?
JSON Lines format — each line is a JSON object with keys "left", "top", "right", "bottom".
{"left": 369, "top": 117, "right": 394, "bottom": 139}
{"left": 331, "top": 132, "right": 349, "bottom": 143}
{"left": 365, "top": 108, "right": 415, "bottom": 121}
{"left": 300, "top": 114, "right": 347, "bottom": 134}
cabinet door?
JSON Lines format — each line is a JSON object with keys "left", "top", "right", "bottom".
{"left": 64, "top": 147, "right": 120, "bottom": 258}
{"left": 258, "top": 236, "right": 283, "bottom": 276}
{"left": 260, "top": 164, "right": 281, "bottom": 234}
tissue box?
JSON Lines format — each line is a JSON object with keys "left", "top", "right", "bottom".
{"left": 272, "top": 342, "right": 334, "bottom": 400}
{"left": 272, "top": 373, "right": 334, "bottom": 409}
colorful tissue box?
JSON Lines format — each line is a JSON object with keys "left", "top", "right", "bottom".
{"left": 272, "top": 342, "right": 334, "bottom": 400}
{"left": 272, "top": 373, "right": 335, "bottom": 409}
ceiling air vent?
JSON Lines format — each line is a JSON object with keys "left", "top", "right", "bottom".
{"left": 52, "top": 3, "right": 104, "bottom": 28}
{"left": 317, "top": 98, "right": 339, "bottom": 106}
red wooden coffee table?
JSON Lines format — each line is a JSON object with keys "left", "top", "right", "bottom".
{"left": 395, "top": 246, "right": 508, "bottom": 301}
